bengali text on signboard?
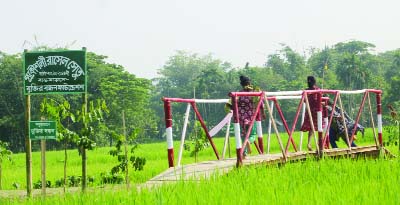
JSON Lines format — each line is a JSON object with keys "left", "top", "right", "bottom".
{"left": 29, "top": 121, "right": 57, "bottom": 140}
{"left": 23, "top": 50, "right": 86, "bottom": 95}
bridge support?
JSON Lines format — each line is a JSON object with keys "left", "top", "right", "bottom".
{"left": 256, "top": 120, "right": 264, "bottom": 154}
{"left": 164, "top": 99, "right": 174, "bottom": 168}
{"left": 376, "top": 93, "right": 383, "bottom": 147}
{"left": 231, "top": 95, "right": 243, "bottom": 167}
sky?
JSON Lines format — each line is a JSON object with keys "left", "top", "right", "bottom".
{"left": 1, "top": 0, "right": 399, "bottom": 79}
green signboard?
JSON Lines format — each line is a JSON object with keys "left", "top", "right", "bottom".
{"left": 29, "top": 121, "right": 57, "bottom": 140}
{"left": 23, "top": 50, "right": 87, "bottom": 95}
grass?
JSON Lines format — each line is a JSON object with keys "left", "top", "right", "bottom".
{"left": 0, "top": 127, "right": 391, "bottom": 190}
{"left": 0, "top": 127, "right": 398, "bottom": 204}
{"left": 1, "top": 158, "right": 399, "bottom": 205}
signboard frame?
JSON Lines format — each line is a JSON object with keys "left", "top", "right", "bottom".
{"left": 23, "top": 50, "right": 87, "bottom": 95}
{"left": 29, "top": 121, "right": 57, "bottom": 140}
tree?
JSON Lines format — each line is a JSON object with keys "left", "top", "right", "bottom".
{"left": 0, "top": 53, "right": 25, "bottom": 152}
{"left": 264, "top": 45, "right": 311, "bottom": 90}
{"left": 383, "top": 50, "right": 400, "bottom": 105}
{"left": 306, "top": 46, "right": 338, "bottom": 89}
{"left": 184, "top": 121, "right": 209, "bottom": 162}
{"left": 40, "top": 98, "right": 79, "bottom": 192}
{"left": 334, "top": 40, "right": 376, "bottom": 90}
{"left": 75, "top": 98, "right": 108, "bottom": 191}
{"left": 152, "top": 51, "right": 235, "bottom": 139}
{"left": 0, "top": 141, "right": 12, "bottom": 190}
{"left": 109, "top": 129, "right": 146, "bottom": 188}
{"left": 100, "top": 71, "right": 152, "bottom": 187}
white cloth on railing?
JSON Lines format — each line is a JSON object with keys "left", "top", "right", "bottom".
{"left": 209, "top": 112, "right": 233, "bottom": 137}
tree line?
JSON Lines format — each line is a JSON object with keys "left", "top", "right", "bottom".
{"left": 0, "top": 40, "right": 399, "bottom": 153}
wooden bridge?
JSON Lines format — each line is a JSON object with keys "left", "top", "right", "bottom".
{"left": 143, "top": 145, "right": 393, "bottom": 188}
{"left": 153, "top": 89, "right": 391, "bottom": 189}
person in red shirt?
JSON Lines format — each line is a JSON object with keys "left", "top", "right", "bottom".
{"left": 300, "top": 76, "right": 325, "bottom": 151}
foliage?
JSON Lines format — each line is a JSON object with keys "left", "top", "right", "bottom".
{"left": 0, "top": 141, "right": 12, "bottom": 164}
{"left": 184, "top": 121, "right": 210, "bottom": 162}
{"left": 265, "top": 44, "right": 311, "bottom": 84}
{"left": 33, "top": 180, "right": 52, "bottom": 189}
{"left": 11, "top": 182, "right": 20, "bottom": 190}
{"left": 100, "top": 172, "right": 124, "bottom": 184}
{"left": 99, "top": 70, "right": 156, "bottom": 141}
{"left": 109, "top": 129, "right": 146, "bottom": 176}
{"left": 1, "top": 40, "right": 400, "bottom": 155}
{"left": 40, "top": 98, "right": 79, "bottom": 147}
{"left": 41, "top": 98, "right": 91, "bottom": 191}
{"left": 75, "top": 99, "right": 108, "bottom": 153}
{"left": 54, "top": 176, "right": 95, "bottom": 187}
{"left": 41, "top": 97, "right": 108, "bottom": 191}
{"left": 385, "top": 105, "right": 399, "bottom": 149}
{"left": 0, "top": 141, "right": 12, "bottom": 190}
{"left": 0, "top": 52, "right": 25, "bottom": 152}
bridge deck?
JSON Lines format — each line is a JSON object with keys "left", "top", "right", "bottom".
{"left": 143, "top": 145, "right": 387, "bottom": 188}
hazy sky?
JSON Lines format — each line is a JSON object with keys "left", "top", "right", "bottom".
{"left": 1, "top": 0, "right": 399, "bottom": 79}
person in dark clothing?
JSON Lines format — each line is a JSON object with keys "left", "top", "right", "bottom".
{"left": 326, "top": 104, "right": 364, "bottom": 148}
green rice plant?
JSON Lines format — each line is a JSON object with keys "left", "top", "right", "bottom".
{"left": 1, "top": 158, "right": 398, "bottom": 205}
{"left": 0, "top": 126, "right": 386, "bottom": 191}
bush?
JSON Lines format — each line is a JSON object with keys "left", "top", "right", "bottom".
{"left": 54, "top": 175, "right": 95, "bottom": 187}
{"left": 100, "top": 172, "right": 124, "bottom": 184}
{"left": 33, "top": 180, "right": 52, "bottom": 189}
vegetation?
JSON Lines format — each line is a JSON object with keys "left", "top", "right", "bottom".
{"left": 40, "top": 98, "right": 78, "bottom": 191}
{"left": 0, "top": 141, "right": 12, "bottom": 190}
{"left": 1, "top": 156, "right": 399, "bottom": 204}
{"left": 184, "top": 121, "right": 210, "bottom": 162}
{"left": 0, "top": 128, "right": 387, "bottom": 191}
{"left": 0, "top": 40, "right": 399, "bottom": 203}
{"left": 109, "top": 128, "right": 146, "bottom": 188}
{"left": 1, "top": 40, "right": 400, "bottom": 151}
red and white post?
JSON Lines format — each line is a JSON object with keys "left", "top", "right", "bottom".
{"left": 256, "top": 110, "right": 264, "bottom": 154}
{"left": 323, "top": 99, "right": 329, "bottom": 149}
{"left": 231, "top": 94, "right": 243, "bottom": 166}
{"left": 163, "top": 99, "right": 174, "bottom": 167}
{"left": 317, "top": 92, "right": 323, "bottom": 156}
{"left": 376, "top": 93, "right": 383, "bottom": 147}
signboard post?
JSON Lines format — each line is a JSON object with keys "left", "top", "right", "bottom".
{"left": 29, "top": 120, "right": 57, "bottom": 196}
{"left": 23, "top": 49, "right": 86, "bottom": 196}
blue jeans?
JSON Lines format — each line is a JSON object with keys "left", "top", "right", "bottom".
{"left": 329, "top": 128, "right": 356, "bottom": 148}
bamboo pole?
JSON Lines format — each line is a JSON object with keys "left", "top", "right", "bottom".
{"left": 24, "top": 49, "right": 33, "bottom": 197}
{"left": 178, "top": 104, "right": 191, "bottom": 165}
{"left": 299, "top": 103, "right": 306, "bottom": 151}
{"left": 41, "top": 139, "right": 46, "bottom": 196}
{"left": 222, "top": 117, "right": 231, "bottom": 159}
{"left": 122, "top": 110, "right": 129, "bottom": 189}
{"left": 263, "top": 95, "right": 286, "bottom": 160}
{"left": 81, "top": 92, "right": 87, "bottom": 192}
{"left": 367, "top": 92, "right": 378, "bottom": 148}
{"left": 81, "top": 47, "right": 88, "bottom": 192}
{"left": 267, "top": 101, "right": 274, "bottom": 154}
{"left": 337, "top": 94, "right": 351, "bottom": 150}
{"left": 304, "top": 93, "right": 319, "bottom": 153}
{"left": 25, "top": 95, "right": 32, "bottom": 197}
